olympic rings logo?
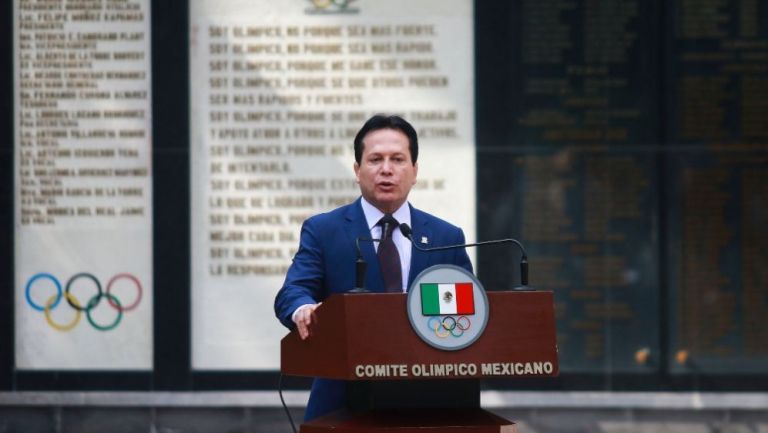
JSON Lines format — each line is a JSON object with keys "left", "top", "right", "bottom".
{"left": 25, "top": 272, "right": 143, "bottom": 332}
{"left": 427, "top": 316, "right": 471, "bottom": 338}
{"left": 306, "top": 0, "right": 358, "bottom": 13}
{"left": 309, "top": 0, "right": 355, "bottom": 8}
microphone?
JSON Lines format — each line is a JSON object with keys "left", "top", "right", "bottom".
{"left": 399, "top": 223, "right": 531, "bottom": 290}
{"left": 349, "top": 236, "right": 381, "bottom": 293}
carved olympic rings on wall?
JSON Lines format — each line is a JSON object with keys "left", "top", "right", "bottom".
{"left": 25, "top": 272, "right": 142, "bottom": 331}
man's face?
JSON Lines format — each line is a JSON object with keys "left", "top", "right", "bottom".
{"left": 354, "top": 128, "right": 418, "bottom": 214}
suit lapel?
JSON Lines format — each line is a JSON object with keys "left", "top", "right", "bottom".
{"left": 408, "top": 205, "right": 431, "bottom": 290}
{"left": 344, "top": 198, "right": 385, "bottom": 293}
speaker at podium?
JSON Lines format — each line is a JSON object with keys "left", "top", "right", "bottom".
{"left": 281, "top": 264, "right": 559, "bottom": 432}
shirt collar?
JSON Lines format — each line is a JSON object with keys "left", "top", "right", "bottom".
{"left": 360, "top": 197, "right": 411, "bottom": 231}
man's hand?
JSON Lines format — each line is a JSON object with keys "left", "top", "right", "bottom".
{"left": 293, "top": 303, "right": 321, "bottom": 340}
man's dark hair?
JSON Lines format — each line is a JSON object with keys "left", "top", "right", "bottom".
{"left": 353, "top": 114, "right": 418, "bottom": 164}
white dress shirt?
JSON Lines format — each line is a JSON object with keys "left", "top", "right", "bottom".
{"left": 359, "top": 197, "right": 412, "bottom": 292}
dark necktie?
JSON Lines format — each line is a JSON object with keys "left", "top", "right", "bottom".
{"left": 377, "top": 214, "right": 402, "bottom": 293}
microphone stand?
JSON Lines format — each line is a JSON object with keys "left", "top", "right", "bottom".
{"left": 349, "top": 237, "right": 380, "bottom": 293}
{"left": 399, "top": 223, "right": 532, "bottom": 291}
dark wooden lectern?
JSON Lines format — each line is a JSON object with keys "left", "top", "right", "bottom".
{"left": 281, "top": 291, "right": 558, "bottom": 432}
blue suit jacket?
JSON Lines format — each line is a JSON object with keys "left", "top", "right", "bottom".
{"left": 274, "top": 198, "right": 473, "bottom": 420}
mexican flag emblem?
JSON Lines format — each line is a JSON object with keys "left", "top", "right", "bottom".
{"left": 420, "top": 283, "right": 475, "bottom": 315}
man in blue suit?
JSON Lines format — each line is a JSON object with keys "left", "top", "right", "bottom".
{"left": 274, "top": 114, "right": 473, "bottom": 420}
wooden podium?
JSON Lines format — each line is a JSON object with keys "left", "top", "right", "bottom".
{"left": 281, "top": 291, "right": 558, "bottom": 432}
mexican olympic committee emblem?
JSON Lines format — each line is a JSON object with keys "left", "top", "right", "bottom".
{"left": 406, "top": 264, "right": 489, "bottom": 351}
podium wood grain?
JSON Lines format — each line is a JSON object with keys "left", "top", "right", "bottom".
{"left": 281, "top": 291, "right": 558, "bottom": 380}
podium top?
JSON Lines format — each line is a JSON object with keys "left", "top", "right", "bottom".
{"left": 281, "top": 291, "right": 558, "bottom": 380}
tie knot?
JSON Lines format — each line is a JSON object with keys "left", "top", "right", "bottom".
{"left": 378, "top": 214, "right": 399, "bottom": 239}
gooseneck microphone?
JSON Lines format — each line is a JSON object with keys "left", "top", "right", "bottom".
{"left": 399, "top": 223, "right": 531, "bottom": 290}
{"left": 350, "top": 236, "right": 381, "bottom": 292}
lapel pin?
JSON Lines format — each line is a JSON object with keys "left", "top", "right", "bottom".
{"left": 421, "top": 236, "right": 428, "bottom": 244}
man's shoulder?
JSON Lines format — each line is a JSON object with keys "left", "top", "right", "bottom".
{"left": 410, "top": 205, "right": 462, "bottom": 232}
{"left": 305, "top": 199, "right": 359, "bottom": 227}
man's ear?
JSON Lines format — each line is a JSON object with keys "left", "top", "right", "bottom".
{"left": 412, "top": 162, "right": 418, "bottom": 184}
{"left": 353, "top": 161, "right": 360, "bottom": 183}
